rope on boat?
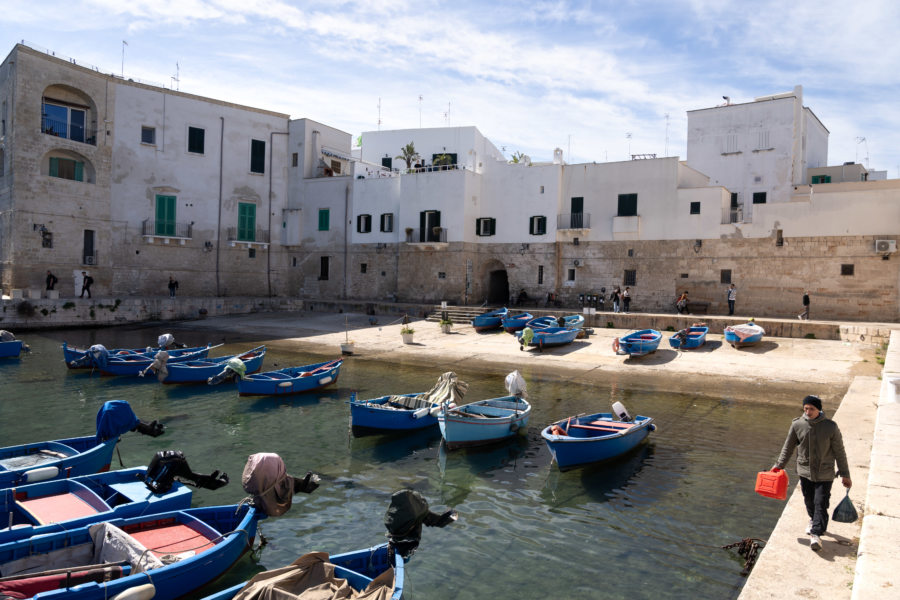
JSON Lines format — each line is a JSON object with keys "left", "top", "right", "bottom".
{"left": 722, "top": 538, "right": 766, "bottom": 576}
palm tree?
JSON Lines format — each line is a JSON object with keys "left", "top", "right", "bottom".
{"left": 396, "top": 142, "right": 420, "bottom": 170}
{"left": 509, "top": 151, "right": 525, "bottom": 164}
{"left": 433, "top": 153, "right": 453, "bottom": 169}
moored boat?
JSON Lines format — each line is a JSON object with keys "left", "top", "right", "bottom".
{"left": 561, "top": 314, "right": 585, "bottom": 329}
{"left": 471, "top": 307, "right": 508, "bottom": 332}
{"left": 525, "top": 316, "right": 557, "bottom": 330}
{"left": 149, "top": 346, "right": 267, "bottom": 384}
{"left": 541, "top": 402, "right": 656, "bottom": 470}
{"left": 237, "top": 358, "right": 342, "bottom": 396}
{"left": 613, "top": 329, "right": 662, "bottom": 357}
{"left": 725, "top": 322, "right": 765, "bottom": 348}
{"left": 668, "top": 325, "right": 709, "bottom": 349}
{"left": 0, "top": 331, "right": 27, "bottom": 359}
{"left": 516, "top": 326, "right": 580, "bottom": 351}
{"left": 349, "top": 371, "right": 468, "bottom": 433}
{"left": 437, "top": 371, "right": 531, "bottom": 449}
{"left": 63, "top": 334, "right": 216, "bottom": 370}
{"left": 501, "top": 312, "right": 533, "bottom": 333}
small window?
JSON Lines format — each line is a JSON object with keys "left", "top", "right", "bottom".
{"left": 776, "top": 229, "right": 783, "bottom": 246}
{"left": 141, "top": 126, "right": 156, "bottom": 145}
{"left": 318, "top": 209, "right": 330, "bottom": 231}
{"left": 319, "top": 256, "right": 330, "bottom": 280}
{"left": 540, "top": 185, "right": 544, "bottom": 194}
{"left": 627, "top": 249, "right": 634, "bottom": 257}
{"left": 752, "top": 192, "right": 767, "bottom": 204}
{"left": 250, "top": 139, "right": 266, "bottom": 174}
{"left": 188, "top": 126, "right": 205, "bottom": 154}
{"left": 529, "top": 215, "right": 546, "bottom": 235}
{"left": 730, "top": 192, "right": 739, "bottom": 208}
{"left": 690, "top": 202, "right": 701, "bottom": 215}
{"left": 331, "top": 159, "right": 342, "bottom": 175}
{"left": 567, "top": 268, "right": 576, "bottom": 282}
{"left": 357, "top": 214, "right": 372, "bottom": 233}
{"left": 49, "top": 157, "right": 84, "bottom": 182}
{"left": 438, "top": 272, "right": 446, "bottom": 279}
{"left": 617, "top": 193, "right": 638, "bottom": 217}
{"left": 360, "top": 263, "right": 367, "bottom": 274}
{"left": 811, "top": 175, "right": 831, "bottom": 184}
{"left": 248, "top": 248, "right": 256, "bottom": 259}
{"left": 538, "top": 265, "right": 544, "bottom": 285}
{"left": 381, "top": 156, "right": 392, "bottom": 170}
{"left": 720, "top": 269, "right": 732, "bottom": 284}
{"left": 573, "top": 237, "right": 579, "bottom": 246}
{"left": 292, "top": 153, "right": 298, "bottom": 167}
{"left": 380, "top": 213, "right": 394, "bottom": 232}
{"left": 681, "top": 273, "right": 689, "bottom": 278}
{"left": 292, "top": 257, "right": 297, "bottom": 267}
{"left": 624, "top": 270, "right": 636, "bottom": 286}
{"left": 476, "top": 217, "right": 496, "bottom": 236}
{"left": 841, "top": 264, "right": 854, "bottom": 276}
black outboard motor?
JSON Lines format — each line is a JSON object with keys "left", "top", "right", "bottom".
{"left": 384, "top": 489, "right": 457, "bottom": 559}
{"left": 142, "top": 450, "right": 230, "bottom": 494}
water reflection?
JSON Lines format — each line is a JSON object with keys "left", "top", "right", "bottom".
{"left": 541, "top": 443, "right": 655, "bottom": 508}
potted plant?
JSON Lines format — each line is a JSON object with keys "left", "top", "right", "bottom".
{"left": 439, "top": 317, "right": 453, "bottom": 334}
{"left": 400, "top": 325, "right": 415, "bottom": 344}
{"left": 405, "top": 227, "right": 414, "bottom": 242}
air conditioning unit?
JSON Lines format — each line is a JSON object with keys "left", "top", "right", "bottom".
{"left": 84, "top": 256, "right": 96, "bottom": 265}
{"left": 573, "top": 259, "right": 582, "bottom": 267}
{"left": 875, "top": 240, "right": 897, "bottom": 253}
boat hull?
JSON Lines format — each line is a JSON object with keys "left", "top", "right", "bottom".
{"left": 501, "top": 313, "right": 533, "bottom": 333}
{"left": 0, "top": 340, "right": 24, "bottom": 359}
{"left": 438, "top": 396, "right": 531, "bottom": 449}
{"left": 668, "top": 327, "right": 708, "bottom": 349}
{"left": 724, "top": 324, "right": 765, "bottom": 348}
{"left": 160, "top": 347, "right": 267, "bottom": 383}
{"left": 63, "top": 343, "right": 212, "bottom": 370}
{"left": 238, "top": 359, "right": 342, "bottom": 396}
{"left": 615, "top": 329, "right": 662, "bottom": 356}
{"left": 0, "top": 436, "right": 117, "bottom": 490}
{"left": 542, "top": 413, "right": 655, "bottom": 470}
{"left": 472, "top": 308, "right": 508, "bottom": 332}
{"left": 349, "top": 393, "right": 438, "bottom": 431}
{"left": 518, "top": 326, "right": 579, "bottom": 348}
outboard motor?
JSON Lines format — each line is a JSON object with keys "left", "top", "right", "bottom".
{"left": 69, "top": 344, "right": 109, "bottom": 368}
{"left": 208, "top": 357, "right": 246, "bottom": 385}
{"left": 142, "top": 450, "right": 230, "bottom": 493}
{"left": 505, "top": 370, "right": 527, "bottom": 399}
{"left": 384, "top": 489, "right": 457, "bottom": 559}
{"left": 241, "top": 453, "right": 320, "bottom": 517}
{"left": 158, "top": 333, "right": 175, "bottom": 348}
{"left": 95, "top": 400, "right": 165, "bottom": 441}
{"left": 612, "top": 401, "right": 632, "bottom": 422}
{"left": 139, "top": 350, "right": 170, "bottom": 381}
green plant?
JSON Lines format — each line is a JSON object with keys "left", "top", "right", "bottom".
{"left": 804, "top": 333, "right": 816, "bottom": 339}
{"left": 401, "top": 326, "right": 415, "bottom": 335}
{"left": 508, "top": 150, "right": 526, "bottom": 164}
{"left": 89, "top": 308, "right": 95, "bottom": 318}
{"left": 439, "top": 318, "right": 453, "bottom": 326}
{"left": 396, "top": 142, "right": 420, "bottom": 170}
{"left": 607, "top": 322, "right": 614, "bottom": 328}
{"left": 40, "top": 308, "right": 49, "bottom": 316}
{"left": 62, "top": 302, "right": 75, "bottom": 309}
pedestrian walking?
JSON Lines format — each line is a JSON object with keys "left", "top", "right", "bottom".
{"left": 168, "top": 276, "right": 179, "bottom": 298}
{"left": 623, "top": 287, "right": 631, "bottom": 313}
{"left": 727, "top": 284, "right": 736, "bottom": 315}
{"left": 675, "top": 291, "right": 689, "bottom": 314}
{"left": 772, "top": 395, "right": 851, "bottom": 551}
{"left": 45, "top": 270, "right": 58, "bottom": 291}
{"left": 80, "top": 271, "right": 93, "bottom": 298}
{"left": 611, "top": 286, "right": 621, "bottom": 313}
{"left": 799, "top": 290, "right": 810, "bottom": 320}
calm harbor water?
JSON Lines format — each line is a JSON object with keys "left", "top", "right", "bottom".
{"left": 1, "top": 326, "right": 800, "bottom": 600}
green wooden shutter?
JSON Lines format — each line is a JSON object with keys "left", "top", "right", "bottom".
{"left": 489, "top": 218, "right": 496, "bottom": 236}
{"left": 155, "top": 195, "right": 176, "bottom": 236}
{"left": 318, "top": 209, "right": 330, "bottom": 231}
{"left": 238, "top": 203, "right": 256, "bottom": 241}
{"left": 49, "top": 157, "right": 59, "bottom": 177}
{"left": 74, "top": 161, "right": 84, "bottom": 182}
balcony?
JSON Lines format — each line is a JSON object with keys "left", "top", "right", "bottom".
{"left": 404, "top": 227, "right": 447, "bottom": 243}
{"left": 42, "top": 117, "right": 97, "bottom": 146}
{"left": 557, "top": 213, "right": 591, "bottom": 230}
{"left": 721, "top": 205, "right": 744, "bottom": 225}
{"left": 227, "top": 227, "right": 270, "bottom": 248}
{"left": 142, "top": 220, "right": 193, "bottom": 245}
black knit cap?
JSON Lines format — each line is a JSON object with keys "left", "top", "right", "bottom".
{"left": 803, "top": 395, "right": 823, "bottom": 411}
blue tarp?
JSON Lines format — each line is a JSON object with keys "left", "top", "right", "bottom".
{"left": 95, "top": 400, "right": 139, "bottom": 441}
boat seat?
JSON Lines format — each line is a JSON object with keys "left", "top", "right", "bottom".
{"left": 0, "top": 565, "right": 125, "bottom": 598}
{"left": 125, "top": 518, "right": 219, "bottom": 558}
{"left": 16, "top": 487, "right": 111, "bottom": 525}
{"left": 585, "top": 420, "right": 634, "bottom": 430}
{"left": 569, "top": 423, "right": 627, "bottom": 434}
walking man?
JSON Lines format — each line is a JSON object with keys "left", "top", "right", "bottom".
{"left": 772, "top": 395, "right": 851, "bottom": 551}
{"left": 45, "top": 270, "right": 58, "bottom": 291}
{"left": 799, "top": 290, "right": 810, "bottom": 320}
{"left": 727, "top": 284, "right": 736, "bottom": 315}
{"left": 80, "top": 271, "right": 93, "bottom": 298}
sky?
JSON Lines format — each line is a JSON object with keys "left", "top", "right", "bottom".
{"left": 3, "top": 0, "right": 900, "bottom": 174}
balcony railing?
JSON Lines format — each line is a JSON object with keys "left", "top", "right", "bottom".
{"left": 721, "top": 205, "right": 744, "bottom": 225}
{"left": 41, "top": 117, "right": 98, "bottom": 146}
{"left": 227, "top": 227, "right": 270, "bottom": 245}
{"left": 404, "top": 227, "right": 447, "bottom": 243}
{"left": 142, "top": 219, "right": 193, "bottom": 239}
{"left": 557, "top": 213, "right": 591, "bottom": 230}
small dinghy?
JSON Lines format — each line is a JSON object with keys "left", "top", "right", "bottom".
{"left": 0, "top": 331, "right": 28, "bottom": 359}
{"left": 349, "top": 372, "right": 468, "bottom": 433}
{"left": 437, "top": 371, "right": 531, "bottom": 449}
{"left": 613, "top": 329, "right": 662, "bottom": 357}
{"left": 237, "top": 358, "right": 342, "bottom": 396}
{"left": 146, "top": 346, "right": 267, "bottom": 384}
{"left": 541, "top": 402, "right": 656, "bottom": 470}
{"left": 0, "top": 401, "right": 164, "bottom": 489}
{"left": 668, "top": 325, "right": 708, "bottom": 349}
{"left": 501, "top": 312, "right": 533, "bottom": 333}
{"left": 524, "top": 316, "right": 557, "bottom": 330}
{"left": 725, "top": 322, "right": 765, "bottom": 348}
{"left": 471, "top": 307, "right": 508, "bottom": 332}
{"left": 63, "top": 334, "right": 216, "bottom": 370}
{"left": 516, "top": 326, "right": 580, "bottom": 351}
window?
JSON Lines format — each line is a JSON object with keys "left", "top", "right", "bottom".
{"left": 49, "top": 157, "right": 84, "bottom": 182}
{"left": 811, "top": 175, "right": 832, "bottom": 184}
{"left": 292, "top": 153, "right": 298, "bottom": 167}
{"left": 570, "top": 197, "right": 584, "bottom": 228}
{"left": 438, "top": 272, "right": 446, "bottom": 279}
{"left": 318, "top": 209, "right": 330, "bottom": 231}
{"left": 42, "top": 101, "right": 86, "bottom": 143}
{"left": 238, "top": 203, "right": 256, "bottom": 241}
{"left": 627, "top": 248, "right": 634, "bottom": 257}
{"left": 357, "top": 214, "right": 372, "bottom": 233}
{"left": 624, "top": 270, "right": 636, "bottom": 286}
{"left": 250, "top": 139, "right": 265, "bottom": 174}
{"left": 752, "top": 192, "right": 767, "bottom": 204}
{"left": 617, "top": 193, "right": 638, "bottom": 216}
{"left": 141, "top": 126, "right": 156, "bottom": 145}
{"left": 330, "top": 160, "right": 342, "bottom": 175}
{"left": 776, "top": 230, "right": 783, "bottom": 247}
{"left": 690, "top": 202, "right": 701, "bottom": 215}
{"left": 188, "top": 126, "right": 205, "bottom": 154}
{"left": 420, "top": 210, "right": 441, "bottom": 242}
{"left": 381, "top": 156, "right": 392, "bottom": 170}
{"left": 248, "top": 248, "right": 256, "bottom": 259}
{"left": 567, "top": 269, "right": 575, "bottom": 282}
{"left": 720, "top": 269, "right": 732, "bottom": 284}
{"left": 730, "top": 192, "right": 739, "bottom": 208}
{"left": 380, "top": 213, "right": 394, "bottom": 232}
{"left": 725, "top": 134, "right": 738, "bottom": 153}
{"left": 841, "top": 264, "right": 854, "bottom": 276}
{"left": 540, "top": 185, "right": 544, "bottom": 194}
{"left": 319, "top": 256, "right": 330, "bottom": 280}
{"left": 538, "top": 265, "right": 544, "bottom": 285}
{"left": 757, "top": 130, "right": 770, "bottom": 149}
{"left": 476, "top": 217, "right": 496, "bottom": 236}
{"left": 360, "top": 263, "right": 367, "bottom": 274}
{"left": 529, "top": 215, "right": 546, "bottom": 235}
{"left": 155, "top": 195, "right": 176, "bottom": 236}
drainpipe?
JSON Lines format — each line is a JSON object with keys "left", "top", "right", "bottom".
{"left": 268, "top": 130, "right": 288, "bottom": 297}
{"left": 343, "top": 181, "right": 350, "bottom": 299}
{"left": 215, "top": 117, "right": 224, "bottom": 295}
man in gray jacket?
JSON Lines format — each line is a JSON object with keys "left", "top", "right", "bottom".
{"left": 773, "top": 395, "right": 851, "bottom": 551}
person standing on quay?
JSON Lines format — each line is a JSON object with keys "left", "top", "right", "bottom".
{"left": 622, "top": 287, "right": 631, "bottom": 313}
{"left": 168, "top": 276, "right": 179, "bottom": 298}
{"left": 772, "top": 395, "right": 851, "bottom": 551}
{"left": 45, "top": 270, "right": 58, "bottom": 291}
{"left": 611, "top": 286, "right": 621, "bottom": 313}
{"left": 80, "top": 271, "right": 93, "bottom": 298}
{"left": 799, "top": 290, "right": 810, "bottom": 320}
{"left": 727, "top": 283, "right": 736, "bottom": 315}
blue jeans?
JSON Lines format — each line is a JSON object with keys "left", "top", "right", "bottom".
{"left": 728, "top": 299, "right": 735, "bottom": 315}
{"left": 800, "top": 476, "right": 833, "bottom": 535}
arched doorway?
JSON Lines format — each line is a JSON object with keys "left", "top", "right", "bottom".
{"left": 487, "top": 269, "right": 509, "bottom": 305}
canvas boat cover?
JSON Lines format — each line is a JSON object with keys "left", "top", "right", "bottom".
{"left": 229, "top": 552, "right": 394, "bottom": 600}
{"left": 505, "top": 370, "right": 527, "bottom": 399}
{"left": 0, "top": 330, "right": 15, "bottom": 342}
{"left": 95, "top": 401, "right": 139, "bottom": 442}
{"left": 726, "top": 323, "right": 766, "bottom": 341}
{"left": 242, "top": 453, "right": 294, "bottom": 517}
{"left": 382, "top": 371, "right": 468, "bottom": 411}
{"left": 158, "top": 333, "right": 175, "bottom": 348}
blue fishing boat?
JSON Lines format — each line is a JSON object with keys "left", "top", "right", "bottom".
{"left": 541, "top": 403, "right": 656, "bottom": 470}
{"left": 0, "top": 504, "right": 260, "bottom": 600}
{"left": 200, "top": 544, "right": 403, "bottom": 600}
{"left": 562, "top": 314, "right": 585, "bottom": 329}
{"left": 437, "top": 371, "right": 531, "bottom": 449}
{"left": 349, "top": 372, "right": 468, "bottom": 433}
{"left": 0, "top": 341, "right": 24, "bottom": 359}
{"left": 471, "top": 307, "right": 508, "bottom": 332}
{"left": 516, "top": 326, "right": 580, "bottom": 351}
{"left": 237, "top": 358, "right": 342, "bottom": 396}
{"left": 525, "top": 316, "right": 557, "bottom": 329}
{"left": 668, "top": 325, "right": 709, "bottom": 349}
{"left": 725, "top": 322, "right": 765, "bottom": 348}
{"left": 0, "top": 401, "right": 164, "bottom": 489}
{"left": 501, "top": 312, "right": 533, "bottom": 333}
{"left": 63, "top": 340, "right": 216, "bottom": 370}
{"left": 152, "top": 346, "right": 267, "bottom": 384}
{"left": 77, "top": 346, "right": 215, "bottom": 376}
{"left": 614, "top": 329, "right": 662, "bottom": 357}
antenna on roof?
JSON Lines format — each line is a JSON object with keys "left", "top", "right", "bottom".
{"left": 723, "top": 96, "right": 731, "bottom": 105}
{"left": 856, "top": 137, "right": 869, "bottom": 168}
{"left": 377, "top": 97, "right": 382, "bottom": 131}
{"left": 665, "top": 114, "right": 670, "bottom": 156}
{"left": 171, "top": 62, "right": 180, "bottom": 91}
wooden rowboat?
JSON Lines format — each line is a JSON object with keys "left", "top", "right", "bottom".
{"left": 613, "top": 329, "right": 662, "bottom": 357}
{"left": 541, "top": 410, "right": 656, "bottom": 470}
{"left": 668, "top": 326, "right": 708, "bottom": 349}
{"left": 237, "top": 358, "right": 342, "bottom": 396}
{"left": 471, "top": 307, "right": 508, "bottom": 332}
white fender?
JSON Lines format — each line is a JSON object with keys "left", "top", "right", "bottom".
{"left": 412, "top": 407, "right": 431, "bottom": 420}
{"left": 317, "top": 376, "right": 332, "bottom": 385}
{"left": 277, "top": 381, "right": 293, "bottom": 388}
{"left": 112, "top": 583, "right": 156, "bottom": 600}
{"left": 429, "top": 405, "right": 444, "bottom": 417}
{"left": 23, "top": 466, "right": 59, "bottom": 483}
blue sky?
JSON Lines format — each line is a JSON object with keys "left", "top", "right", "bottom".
{"left": 3, "top": 0, "right": 899, "bottom": 174}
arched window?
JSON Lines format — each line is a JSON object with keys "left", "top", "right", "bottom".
{"left": 43, "top": 150, "right": 94, "bottom": 183}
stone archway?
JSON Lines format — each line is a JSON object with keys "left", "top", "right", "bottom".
{"left": 487, "top": 268, "right": 509, "bottom": 305}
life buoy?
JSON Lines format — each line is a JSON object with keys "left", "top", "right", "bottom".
{"left": 612, "top": 338, "right": 620, "bottom": 353}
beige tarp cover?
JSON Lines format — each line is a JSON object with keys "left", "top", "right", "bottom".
{"left": 231, "top": 552, "right": 394, "bottom": 600}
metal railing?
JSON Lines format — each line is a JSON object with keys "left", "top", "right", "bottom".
{"left": 721, "top": 205, "right": 744, "bottom": 224}
{"left": 41, "top": 117, "right": 97, "bottom": 145}
{"left": 404, "top": 227, "right": 448, "bottom": 243}
{"left": 557, "top": 213, "right": 591, "bottom": 230}
{"left": 227, "top": 227, "right": 270, "bottom": 244}
{"left": 142, "top": 219, "right": 193, "bottom": 238}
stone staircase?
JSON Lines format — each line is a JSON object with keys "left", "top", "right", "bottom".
{"left": 425, "top": 305, "right": 497, "bottom": 324}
